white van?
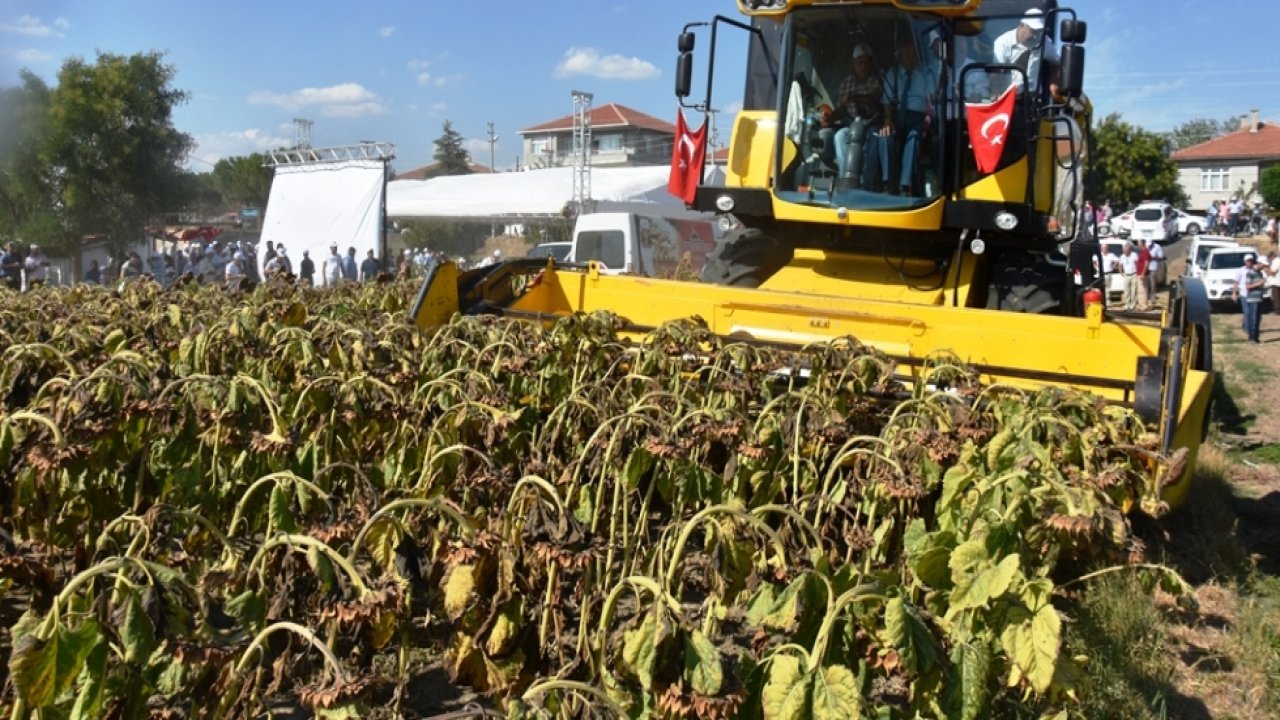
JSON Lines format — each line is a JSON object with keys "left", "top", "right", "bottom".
{"left": 1200, "top": 246, "right": 1254, "bottom": 304}
{"left": 1185, "top": 235, "right": 1240, "bottom": 279}
{"left": 1130, "top": 202, "right": 1178, "bottom": 245}
{"left": 569, "top": 212, "right": 718, "bottom": 278}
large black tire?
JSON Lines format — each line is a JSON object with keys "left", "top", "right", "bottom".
{"left": 700, "top": 228, "right": 793, "bottom": 288}
{"left": 985, "top": 262, "right": 1064, "bottom": 314}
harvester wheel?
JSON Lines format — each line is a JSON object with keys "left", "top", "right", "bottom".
{"left": 985, "top": 263, "right": 1063, "bottom": 314}
{"left": 700, "top": 228, "right": 793, "bottom": 288}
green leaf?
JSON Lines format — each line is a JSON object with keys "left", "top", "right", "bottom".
{"left": 622, "top": 447, "right": 655, "bottom": 490}
{"left": 69, "top": 637, "right": 108, "bottom": 720}
{"left": 9, "top": 618, "right": 101, "bottom": 707}
{"left": 443, "top": 564, "right": 475, "bottom": 620}
{"left": 167, "top": 303, "right": 182, "bottom": 327}
{"left": 762, "top": 653, "right": 810, "bottom": 720}
{"left": 951, "top": 553, "right": 1021, "bottom": 614}
{"left": 307, "top": 545, "right": 337, "bottom": 592}
{"left": 683, "top": 629, "right": 723, "bottom": 697}
{"left": 269, "top": 483, "right": 297, "bottom": 534}
{"left": 912, "top": 547, "right": 953, "bottom": 590}
{"left": 811, "top": 663, "right": 863, "bottom": 720}
{"left": 941, "top": 642, "right": 992, "bottom": 720}
{"left": 746, "top": 575, "right": 805, "bottom": 632}
{"left": 621, "top": 610, "right": 663, "bottom": 690}
{"left": 120, "top": 589, "right": 156, "bottom": 665}
{"left": 883, "top": 596, "right": 937, "bottom": 676}
{"left": 1000, "top": 603, "right": 1061, "bottom": 693}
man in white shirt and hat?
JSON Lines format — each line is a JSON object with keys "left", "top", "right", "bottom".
{"left": 324, "top": 243, "right": 344, "bottom": 286}
{"left": 993, "top": 8, "right": 1060, "bottom": 98}
{"left": 23, "top": 243, "right": 50, "bottom": 289}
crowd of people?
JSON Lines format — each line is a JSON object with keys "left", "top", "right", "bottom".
{"left": 0, "top": 237, "right": 468, "bottom": 293}
{"left": 1098, "top": 237, "right": 1165, "bottom": 311}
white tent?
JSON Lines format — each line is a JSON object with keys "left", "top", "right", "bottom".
{"left": 386, "top": 165, "right": 724, "bottom": 221}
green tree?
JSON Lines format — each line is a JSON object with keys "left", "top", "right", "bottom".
{"left": 1259, "top": 165, "right": 1280, "bottom": 210}
{"left": 44, "top": 51, "right": 193, "bottom": 257}
{"left": 1167, "top": 118, "right": 1226, "bottom": 151}
{"left": 212, "top": 153, "right": 272, "bottom": 209}
{"left": 431, "top": 120, "right": 472, "bottom": 176}
{"left": 174, "top": 172, "right": 224, "bottom": 218}
{"left": 0, "top": 70, "right": 61, "bottom": 247}
{"left": 1086, "top": 113, "right": 1186, "bottom": 209}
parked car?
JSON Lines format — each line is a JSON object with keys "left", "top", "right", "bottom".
{"left": 1110, "top": 210, "right": 1135, "bottom": 237}
{"left": 1185, "top": 235, "right": 1240, "bottom": 279}
{"left": 1200, "top": 246, "right": 1255, "bottom": 305}
{"left": 527, "top": 242, "right": 572, "bottom": 262}
{"left": 1130, "top": 201, "right": 1178, "bottom": 245}
{"left": 1174, "top": 209, "right": 1207, "bottom": 236}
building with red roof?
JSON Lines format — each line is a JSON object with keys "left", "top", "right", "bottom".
{"left": 519, "top": 102, "right": 679, "bottom": 169}
{"left": 1171, "top": 111, "right": 1280, "bottom": 211}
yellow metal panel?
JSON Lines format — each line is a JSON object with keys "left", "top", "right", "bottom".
{"left": 771, "top": 196, "right": 947, "bottom": 230}
{"left": 961, "top": 156, "right": 1028, "bottom": 203}
{"left": 411, "top": 263, "right": 460, "bottom": 329}
{"left": 758, "top": 248, "right": 977, "bottom": 306}
{"left": 1160, "top": 368, "right": 1213, "bottom": 507}
{"left": 726, "top": 111, "right": 778, "bottom": 188}
{"left": 508, "top": 269, "right": 1160, "bottom": 401}
{"left": 1034, "top": 119, "right": 1053, "bottom": 213}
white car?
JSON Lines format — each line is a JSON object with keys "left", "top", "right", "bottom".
{"left": 1185, "top": 235, "right": 1240, "bottom": 279}
{"left": 1130, "top": 202, "right": 1178, "bottom": 245}
{"left": 1175, "top": 209, "right": 1207, "bottom": 236}
{"left": 1109, "top": 210, "right": 1134, "bottom": 237}
{"left": 1199, "top": 246, "right": 1255, "bottom": 304}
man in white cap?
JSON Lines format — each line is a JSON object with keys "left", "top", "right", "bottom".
{"left": 23, "top": 243, "right": 50, "bottom": 289}
{"left": 1232, "top": 253, "right": 1265, "bottom": 343}
{"left": 324, "top": 243, "right": 344, "bottom": 286}
{"left": 993, "top": 8, "right": 1060, "bottom": 98}
{"left": 833, "top": 44, "right": 884, "bottom": 189}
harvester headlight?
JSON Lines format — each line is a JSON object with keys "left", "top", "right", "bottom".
{"left": 715, "top": 194, "right": 735, "bottom": 212}
{"left": 995, "top": 212, "right": 1018, "bottom": 231}
{"left": 970, "top": 238, "right": 987, "bottom": 255}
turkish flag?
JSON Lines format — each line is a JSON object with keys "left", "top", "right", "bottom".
{"left": 668, "top": 108, "right": 707, "bottom": 204}
{"left": 965, "top": 86, "right": 1016, "bottom": 174}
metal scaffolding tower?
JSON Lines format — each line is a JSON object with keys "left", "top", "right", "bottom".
{"left": 571, "top": 90, "right": 593, "bottom": 209}
{"left": 293, "top": 118, "right": 314, "bottom": 149}
{"left": 264, "top": 142, "right": 396, "bottom": 167}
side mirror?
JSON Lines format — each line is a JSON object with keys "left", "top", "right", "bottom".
{"left": 1059, "top": 45, "right": 1085, "bottom": 98}
{"left": 675, "top": 52, "right": 694, "bottom": 98}
{"left": 678, "top": 32, "right": 696, "bottom": 53}
{"left": 1059, "top": 20, "right": 1087, "bottom": 44}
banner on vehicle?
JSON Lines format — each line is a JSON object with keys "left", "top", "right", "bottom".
{"left": 668, "top": 108, "right": 707, "bottom": 204}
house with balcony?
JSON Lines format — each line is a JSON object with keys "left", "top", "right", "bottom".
{"left": 1171, "top": 111, "right": 1280, "bottom": 212}
{"left": 519, "top": 103, "right": 676, "bottom": 169}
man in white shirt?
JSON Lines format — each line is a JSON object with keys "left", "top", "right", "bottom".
{"left": 1118, "top": 242, "right": 1140, "bottom": 310}
{"left": 23, "top": 244, "right": 50, "bottom": 289}
{"left": 323, "top": 244, "right": 344, "bottom": 287}
{"left": 1266, "top": 250, "right": 1280, "bottom": 316}
{"left": 879, "top": 36, "right": 939, "bottom": 196}
{"left": 993, "top": 9, "right": 1060, "bottom": 98}
{"left": 1145, "top": 240, "right": 1165, "bottom": 308}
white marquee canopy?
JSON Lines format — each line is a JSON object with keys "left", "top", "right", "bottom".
{"left": 386, "top": 165, "right": 724, "bottom": 221}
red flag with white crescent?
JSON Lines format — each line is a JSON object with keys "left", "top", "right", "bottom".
{"left": 965, "top": 86, "right": 1016, "bottom": 174}
{"left": 668, "top": 108, "right": 707, "bottom": 204}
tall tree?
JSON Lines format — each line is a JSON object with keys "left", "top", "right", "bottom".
{"left": 1086, "top": 113, "right": 1186, "bottom": 209}
{"left": 0, "top": 70, "right": 60, "bottom": 247}
{"left": 431, "top": 120, "right": 473, "bottom": 177}
{"left": 44, "top": 51, "right": 193, "bottom": 256}
{"left": 1260, "top": 165, "right": 1280, "bottom": 210}
{"left": 1168, "top": 118, "right": 1226, "bottom": 151}
{"left": 212, "top": 153, "right": 273, "bottom": 209}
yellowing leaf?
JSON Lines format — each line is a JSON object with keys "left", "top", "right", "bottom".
{"left": 811, "top": 663, "right": 863, "bottom": 720}
{"left": 368, "top": 612, "right": 397, "bottom": 650}
{"left": 682, "top": 629, "right": 723, "bottom": 697}
{"left": 1001, "top": 603, "right": 1061, "bottom": 693}
{"left": 942, "top": 641, "right": 992, "bottom": 720}
{"left": 365, "top": 520, "right": 402, "bottom": 573}
{"left": 485, "top": 601, "right": 521, "bottom": 657}
{"left": 951, "top": 553, "right": 1021, "bottom": 614}
{"left": 621, "top": 611, "right": 663, "bottom": 690}
{"left": 762, "top": 653, "right": 810, "bottom": 720}
{"left": 9, "top": 619, "right": 101, "bottom": 707}
{"left": 443, "top": 564, "right": 475, "bottom": 620}
{"left": 746, "top": 576, "right": 804, "bottom": 632}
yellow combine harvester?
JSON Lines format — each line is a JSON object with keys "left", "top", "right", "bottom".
{"left": 412, "top": 0, "right": 1213, "bottom": 506}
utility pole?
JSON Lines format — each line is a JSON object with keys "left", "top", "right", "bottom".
{"left": 487, "top": 122, "right": 499, "bottom": 238}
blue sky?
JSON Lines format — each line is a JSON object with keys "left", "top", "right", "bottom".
{"left": 2, "top": 1, "right": 1278, "bottom": 173}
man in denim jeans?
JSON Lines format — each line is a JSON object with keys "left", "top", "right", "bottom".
{"left": 1233, "top": 254, "right": 1265, "bottom": 343}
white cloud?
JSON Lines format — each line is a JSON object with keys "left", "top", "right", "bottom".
{"left": 0, "top": 15, "right": 65, "bottom": 38}
{"left": 53, "top": 17, "right": 69, "bottom": 31}
{"left": 189, "top": 128, "right": 294, "bottom": 168}
{"left": 431, "top": 101, "right": 447, "bottom": 112}
{"left": 416, "top": 72, "right": 432, "bottom": 87}
{"left": 247, "top": 83, "right": 387, "bottom": 117}
{"left": 464, "top": 138, "right": 499, "bottom": 164}
{"left": 8, "top": 48, "right": 51, "bottom": 63}
{"left": 554, "top": 47, "right": 658, "bottom": 80}
{"left": 378, "top": 25, "right": 395, "bottom": 38}
{"left": 407, "top": 59, "right": 430, "bottom": 72}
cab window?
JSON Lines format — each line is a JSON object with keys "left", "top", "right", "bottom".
{"left": 575, "top": 230, "right": 626, "bottom": 270}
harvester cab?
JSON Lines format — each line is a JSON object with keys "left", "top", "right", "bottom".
{"left": 411, "top": 0, "right": 1214, "bottom": 507}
